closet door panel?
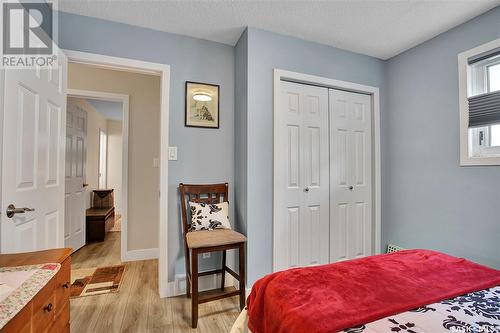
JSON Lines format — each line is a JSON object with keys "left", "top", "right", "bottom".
{"left": 329, "top": 89, "right": 372, "bottom": 262}
{"left": 275, "top": 81, "right": 329, "bottom": 271}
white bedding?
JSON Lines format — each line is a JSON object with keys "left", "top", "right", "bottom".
{"left": 230, "top": 286, "right": 500, "bottom": 333}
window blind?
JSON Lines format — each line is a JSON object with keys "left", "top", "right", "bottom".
{"left": 468, "top": 47, "right": 500, "bottom": 65}
{"left": 468, "top": 90, "right": 500, "bottom": 127}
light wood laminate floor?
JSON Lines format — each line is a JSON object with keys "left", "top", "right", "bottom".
{"left": 70, "top": 232, "right": 241, "bottom": 332}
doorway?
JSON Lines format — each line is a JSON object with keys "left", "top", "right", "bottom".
{"left": 64, "top": 91, "right": 128, "bottom": 255}
{"left": 0, "top": 49, "right": 170, "bottom": 297}
{"left": 63, "top": 51, "right": 170, "bottom": 298}
{"left": 273, "top": 69, "right": 381, "bottom": 272}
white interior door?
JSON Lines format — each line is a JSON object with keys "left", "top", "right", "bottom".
{"left": 1, "top": 50, "right": 67, "bottom": 253}
{"left": 329, "top": 89, "right": 372, "bottom": 262}
{"left": 274, "top": 81, "right": 329, "bottom": 272}
{"left": 64, "top": 100, "right": 87, "bottom": 251}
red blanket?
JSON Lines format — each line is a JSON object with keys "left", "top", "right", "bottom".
{"left": 247, "top": 250, "right": 500, "bottom": 333}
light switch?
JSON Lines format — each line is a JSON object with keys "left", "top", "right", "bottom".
{"left": 153, "top": 158, "right": 160, "bottom": 168}
{"left": 168, "top": 146, "right": 178, "bottom": 161}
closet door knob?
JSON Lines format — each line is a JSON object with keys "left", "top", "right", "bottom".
{"left": 304, "top": 187, "right": 310, "bottom": 192}
{"left": 348, "top": 186, "right": 354, "bottom": 190}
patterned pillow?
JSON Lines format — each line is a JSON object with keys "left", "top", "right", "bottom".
{"left": 188, "top": 201, "right": 231, "bottom": 231}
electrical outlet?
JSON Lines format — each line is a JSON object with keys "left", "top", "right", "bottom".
{"left": 202, "top": 253, "right": 210, "bottom": 259}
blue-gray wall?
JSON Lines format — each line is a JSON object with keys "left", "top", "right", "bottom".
{"left": 242, "top": 27, "right": 387, "bottom": 284}
{"left": 58, "top": 8, "right": 500, "bottom": 286}
{"left": 58, "top": 12, "right": 235, "bottom": 280}
{"left": 384, "top": 7, "right": 500, "bottom": 268}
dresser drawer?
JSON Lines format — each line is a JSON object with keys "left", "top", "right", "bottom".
{"left": 0, "top": 248, "right": 72, "bottom": 332}
{"left": 55, "top": 257, "right": 71, "bottom": 314}
{"left": 32, "top": 279, "right": 56, "bottom": 333}
{"left": 46, "top": 299, "right": 69, "bottom": 333}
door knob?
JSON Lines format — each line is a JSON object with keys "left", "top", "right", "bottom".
{"left": 6, "top": 204, "right": 35, "bottom": 218}
{"left": 348, "top": 186, "right": 354, "bottom": 190}
{"left": 304, "top": 187, "right": 310, "bottom": 192}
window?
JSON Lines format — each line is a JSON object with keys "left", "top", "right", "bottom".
{"left": 488, "top": 63, "right": 500, "bottom": 93}
{"left": 490, "top": 124, "right": 500, "bottom": 147}
{"left": 458, "top": 38, "right": 500, "bottom": 165}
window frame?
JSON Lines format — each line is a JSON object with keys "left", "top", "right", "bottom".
{"left": 458, "top": 38, "right": 500, "bottom": 166}
{"left": 469, "top": 125, "right": 500, "bottom": 158}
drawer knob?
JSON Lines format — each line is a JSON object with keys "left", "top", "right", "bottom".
{"left": 43, "top": 303, "right": 53, "bottom": 312}
{"left": 63, "top": 282, "right": 70, "bottom": 289}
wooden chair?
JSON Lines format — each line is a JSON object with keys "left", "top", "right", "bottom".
{"left": 179, "top": 183, "right": 247, "bottom": 328}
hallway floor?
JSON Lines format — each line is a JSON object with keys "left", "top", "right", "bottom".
{"left": 70, "top": 232, "right": 240, "bottom": 332}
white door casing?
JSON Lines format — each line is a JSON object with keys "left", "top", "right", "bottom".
{"left": 64, "top": 99, "right": 87, "bottom": 251}
{"left": 98, "top": 128, "right": 107, "bottom": 189}
{"left": 329, "top": 89, "right": 372, "bottom": 262}
{"left": 1, "top": 50, "right": 67, "bottom": 253}
{"left": 274, "top": 81, "right": 330, "bottom": 272}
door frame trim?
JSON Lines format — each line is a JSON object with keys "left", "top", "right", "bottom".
{"left": 0, "top": 70, "right": 4, "bottom": 248}
{"left": 67, "top": 88, "right": 130, "bottom": 259}
{"left": 64, "top": 49, "right": 171, "bottom": 298}
{"left": 272, "top": 69, "right": 381, "bottom": 272}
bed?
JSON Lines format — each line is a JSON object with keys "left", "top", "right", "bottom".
{"left": 231, "top": 250, "right": 500, "bottom": 333}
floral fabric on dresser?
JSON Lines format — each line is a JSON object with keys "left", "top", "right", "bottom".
{"left": 0, "top": 263, "right": 60, "bottom": 329}
{"left": 344, "top": 286, "right": 500, "bottom": 333}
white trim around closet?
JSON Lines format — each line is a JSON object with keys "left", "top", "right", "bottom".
{"left": 272, "top": 69, "right": 381, "bottom": 271}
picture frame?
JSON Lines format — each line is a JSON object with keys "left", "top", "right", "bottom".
{"left": 185, "top": 81, "right": 220, "bottom": 128}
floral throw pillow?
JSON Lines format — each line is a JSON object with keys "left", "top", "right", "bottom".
{"left": 188, "top": 201, "right": 231, "bottom": 231}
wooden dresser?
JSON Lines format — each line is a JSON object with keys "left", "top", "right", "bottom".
{"left": 0, "top": 248, "right": 72, "bottom": 333}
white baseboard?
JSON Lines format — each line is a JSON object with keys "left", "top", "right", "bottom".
{"left": 167, "top": 271, "right": 238, "bottom": 297}
{"left": 123, "top": 248, "right": 158, "bottom": 261}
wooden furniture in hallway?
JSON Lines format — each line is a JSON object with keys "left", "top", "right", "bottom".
{"left": 0, "top": 248, "right": 72, "bottom": 333}
{"left": 179, "top": 183, "right": 247, "bottom": 328}
{"left": 86, "top": 189, "right": 115, "bottom": 243}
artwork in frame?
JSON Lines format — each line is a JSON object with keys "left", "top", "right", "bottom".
{"left": 185, "top": 81, "right": 220, "bottom": 128}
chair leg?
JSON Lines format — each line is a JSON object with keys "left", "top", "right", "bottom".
{"left": 221, "top": 250, "right": 226, "bottom": 291}
{"left": 239, "top": 243, "right": 246, "bottom": 310}
{"left": 191, "top": 248, "right": 199, "bottom": 329}
{"left": 185, "top": 245, "right": 191, "bottom": 298}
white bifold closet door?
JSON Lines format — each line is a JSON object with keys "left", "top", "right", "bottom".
{"left": 274, "top": 81, "right": 330, "bottom": 272}
{"left": 329, "top": 89, "right": 372, "bottom": 262}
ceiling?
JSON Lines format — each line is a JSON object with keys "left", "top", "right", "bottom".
{"left": 87, "top": 99, "right": 123, "bottom": 121}
{"left": 58, "top": 0, "right": 500, "bottom": 59}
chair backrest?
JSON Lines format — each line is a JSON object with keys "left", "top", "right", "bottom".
{"left": 179, "top": 183, "right": 229, "bottom": 237}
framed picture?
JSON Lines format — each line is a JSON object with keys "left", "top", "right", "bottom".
{"left": 185, "top": 81, "right": 220, "bottom": 128}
